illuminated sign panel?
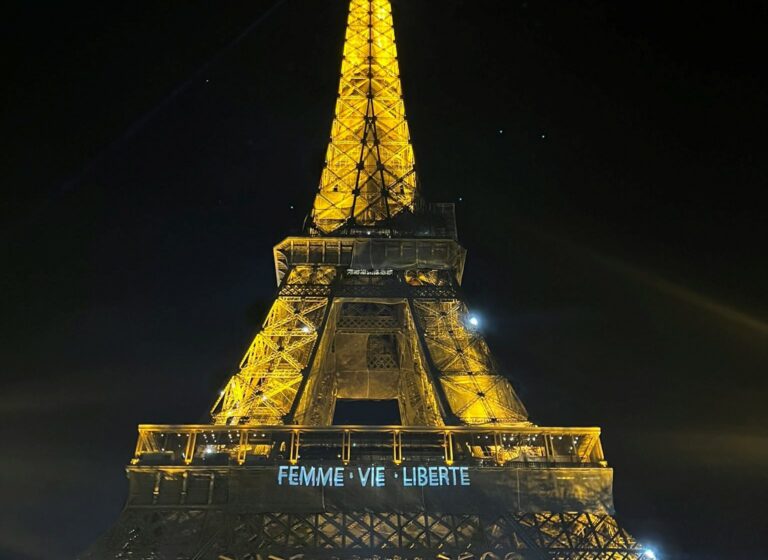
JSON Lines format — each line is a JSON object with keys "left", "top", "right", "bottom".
{"left": 277, "top": 465, "right": 471, "bottom": 488}
{"left": 346, "top": 268, "right": 394, "bottom": 276}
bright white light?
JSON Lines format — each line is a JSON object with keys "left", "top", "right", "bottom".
{"left": 204, "top": 445, "right": 215, "bottom": 455}
{"left": 643, "top": 550, "right": 657, "bottom": 560}
{"left": 301, "top": 325, "right": 311, "bottom": 333}
{"left": 468, "top": 315, "right": 479, "bottom": 327}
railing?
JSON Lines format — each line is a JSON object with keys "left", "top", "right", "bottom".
{"left": 132, "top": 425, "right": 606, "bottom": 468}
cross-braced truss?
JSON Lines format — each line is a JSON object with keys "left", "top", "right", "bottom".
{"left": 310, "top": 0, "right": 417, "bottom": 234}
{"left": 212, "top": 287, "right": 530, "bottom": 427}
{"left": 413, "top": 300, "right": 528, "bottom": 425}
{"left": 289, "top": 298, "right": 445, "bottom": 426}
{"left": 83, "top": 508, "right": 644, "bottom": 560}
{"left": 211, "top": 296, "right": 329, "bottom": 425}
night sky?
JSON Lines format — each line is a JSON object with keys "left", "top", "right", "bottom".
{"left": 3, "top": 1, "right": 768, "bottom": 559}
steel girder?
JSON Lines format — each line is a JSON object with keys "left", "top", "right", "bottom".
{"left": 412, "top": 300, "right": 528, "bottom": 425}
{"left": 310, "top": 0, "right": 417, "bottom": 234}
{"left": 211, "top": 296, "right": 330, "bottom": 425}
{"left": 82, "top": 509, "right": 643, "bottom": 560}
{"left": 210, "top": 284, "right": 529, "bottom": 428}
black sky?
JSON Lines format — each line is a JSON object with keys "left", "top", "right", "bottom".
{"left": 2, "top": 1, "right": 768, "bottom": 559}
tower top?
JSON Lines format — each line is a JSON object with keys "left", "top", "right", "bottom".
{"left": 309, "top": 0, "right": 418, "bottom": 235}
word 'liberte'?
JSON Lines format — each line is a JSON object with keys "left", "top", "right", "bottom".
{"left": 277, "top": 465, "right": 471, "bottom": 487}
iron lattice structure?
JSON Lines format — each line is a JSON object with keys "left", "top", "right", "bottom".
{"left": 88, "top": 509, "right": 640, "bottom": 560}
{"left": 81, "top": 1, "right": 649, "bottom": 559}
{"left": 310, "top": 0, "right": 417, "bottom": 234}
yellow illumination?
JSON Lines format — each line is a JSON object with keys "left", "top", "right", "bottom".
{"left": 85, "top": 2, "right": 646, "bottom": 558}
{"left": 310, "top": 0, "right": 417, "bottom": 234}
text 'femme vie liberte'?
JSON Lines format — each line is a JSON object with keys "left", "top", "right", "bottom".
{"left": 277, "top": 465, "right": 471, "bottom": 488}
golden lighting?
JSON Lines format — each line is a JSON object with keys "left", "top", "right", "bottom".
{"left": 83, "top": 2, "right": 649, "bottom": 559}
{"left": 310, "top": 0, "right": 417, "bottom": 234}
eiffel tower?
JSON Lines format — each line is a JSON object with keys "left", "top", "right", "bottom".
{"left": 82, "top": 1, "right": 652, "bottom": 559}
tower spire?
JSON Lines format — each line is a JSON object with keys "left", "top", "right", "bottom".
{"left": 310, "top": 0, "right": 417, "bottom": 235}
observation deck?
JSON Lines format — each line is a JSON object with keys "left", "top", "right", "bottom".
{"left": 133, "top": 424, "right": 606, "bottom": 468}
{"left": 126, "top": 425, "right": 615, "bottom": 517}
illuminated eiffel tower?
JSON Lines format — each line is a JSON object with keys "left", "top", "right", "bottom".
{"left": 82, "top": 1, "right": 652, "bottom": 559}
